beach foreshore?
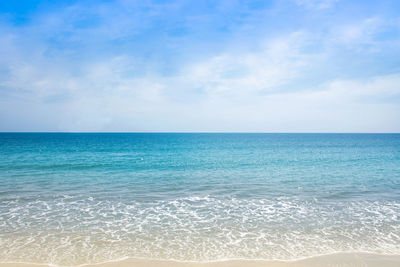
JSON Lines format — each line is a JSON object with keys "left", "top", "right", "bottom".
{"left": 2, "top": 253, "right": 400, "bottom": 267}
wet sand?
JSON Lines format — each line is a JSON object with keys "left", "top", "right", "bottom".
{"left": 1, "top": 253, "right": 400, "bottom": 267}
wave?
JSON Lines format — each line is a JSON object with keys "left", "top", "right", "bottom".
{"left": 1, "top": 196, "right": 399, "bottom": 265}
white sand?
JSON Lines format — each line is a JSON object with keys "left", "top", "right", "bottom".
{"left": 1, "top": 253, "right": 400, "bottom": 267}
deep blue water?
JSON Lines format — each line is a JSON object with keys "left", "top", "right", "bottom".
{"left": 0, "top": 133, "right": 399, "bottom": 265}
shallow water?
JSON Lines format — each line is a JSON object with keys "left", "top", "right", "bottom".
{"left": 0, "top": 133, "right": 399, "bottom": 266}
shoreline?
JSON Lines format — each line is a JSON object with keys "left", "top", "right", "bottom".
{"left": 2, "top": 253, "right": 400, "bottom": 267}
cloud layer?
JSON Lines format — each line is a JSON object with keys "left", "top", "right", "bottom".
{"left": 1, "top": 0, "right": 400, "bottom": 132}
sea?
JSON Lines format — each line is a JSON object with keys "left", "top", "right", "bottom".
{"left": 0, "top": 133, "right": 399, "bottom": 266}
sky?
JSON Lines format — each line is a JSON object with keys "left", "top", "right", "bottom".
{"left": 0, "top": 0, "right": 400, "bottom": 132}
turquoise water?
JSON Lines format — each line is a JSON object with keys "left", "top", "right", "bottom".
{"left": 0, "top": 133, "right": 400, "bottom": 265}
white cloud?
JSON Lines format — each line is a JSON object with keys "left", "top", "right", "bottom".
{"left": 294, "top": 0, "right": 339, "bottom": 9}
{"left": 179, "top": 32, "right": 312, "bottom": 100}
{"left": 331, "top": 17, "right": 383, "bottom": 50}
{"left": 189, "top": 73, "right": 400, "bottom": 132}
{"left": 3, "top": 42, "right": 399, "bottom": 132}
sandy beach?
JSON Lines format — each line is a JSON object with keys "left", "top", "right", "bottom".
{"left": 1, "top": 253, "right": 400, "bottom": 267}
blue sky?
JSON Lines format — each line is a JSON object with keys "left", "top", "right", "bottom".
{"left": 0, "top": 0, "right": 400, "bottom": 132}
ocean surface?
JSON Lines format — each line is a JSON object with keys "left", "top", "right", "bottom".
{"left": 0, "top": 133, "right": 399, "bottom": 266}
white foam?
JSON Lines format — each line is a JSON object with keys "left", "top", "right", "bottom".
{"left": 1, "top": 196, "right": 399, "bottom": 266}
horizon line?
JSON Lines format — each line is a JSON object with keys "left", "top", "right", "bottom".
{"left": 0, "top": 131, "right": 399, "bottom": 134}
